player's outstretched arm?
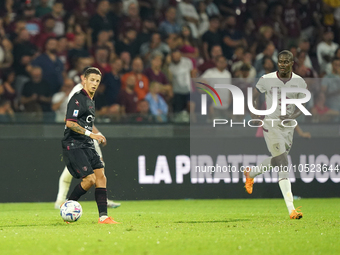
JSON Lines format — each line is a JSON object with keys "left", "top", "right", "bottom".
{"left": 66, "top": 121, "right": 106, "bottom": 144}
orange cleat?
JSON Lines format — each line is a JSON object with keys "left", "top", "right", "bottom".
{"left": 98, "top": 216, "right": 120, "bottom": 224}
{"left": 244, "top": 167, "right": 254, "bottom": 194}
{"left": 290, "top": 206, "right": 303, "bottom": 219}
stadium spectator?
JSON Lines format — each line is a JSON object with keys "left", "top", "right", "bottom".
{"left": 264, "top": 3, "right": 286, "bottom": 50}
{"left": 12, "top": 29, "right": 38, "bottom": 99}
{"left": 255, "top": 25, "right": 274, "bottom": 55}
{"left": 56, "top": 36, "right": 68, "bottom": 68}
{"left": 120, "top": 51, "right": 132, "bottom": 74}
{"left": 92, "top": 30, "right": 115, "bottom": 62}
{"left": 0, "top": 70, "right": 16, "bottom": 109}
{"left": 299, "top": 0, "right": 322, "bottom": 41}
{"left": 198, "top": 45, "right": 223, "bottom": 74}
{"left": 73, "top": 0, "right": 96, "bottom": 32}
{"left": 176, "top": 0, "right": 199, "bottom": 39}
{"left": 321, "top": 58, "right": 340, "bottom": 112}
{"left": 230, "top": 46, "right": 245, "bottom": 65}
{"left": 256, "top": 56, "right": 276, "bottom": 78}
{"left": 294, "top": 51, "right": 317, "bottom": 78}
{"left": 139, "top": 0, "right": 155, "bottom": 20}
{"left": 145, "top": 81, "right": 168, "bottom": 122}
{"left": 118, "top": 1, "right": 142, "bottom": 38}
{"left": 243, "top": 18, "right": 257, "bottom": 55}
{"left": 221, "top": 15, "right": 247, "bottom": 60}
{"left": 311, "top": 92, "right": 340, "bottom": 123}
{"left": 140, "top": 32, "right": 170, "bottom": 63}
{"left": 67, "top": 33, "right": 90, "bottom": 69}
{"left": 93, "top": 47, "right": 111, "bottom": 75}
{"left": 33, "top": 16, "right": 56, "bottom": 51}
{"left": 21, "top": 4, "right": 41, "bottom": 37}
{"left": 52, "top": 78, "right": 74, "bottom": 122}
{"left": 178, "top": 25, "right": 199, "bottom": 67}
{"left": 68, "top": 57, "right": 93, "bottom": 84}
{"left": 297, "top": 38, "right": 313, "bottom": 69}
{"left": 317, "top": 28, "right": 339, "bottom": 75}
{"left": 254, "top": 42, "right": 277, "bottom": 74}
{"left": 102, "top": 58, "right": 122, "bottom": 106}
{"left": 0, "top": 99, "right": 14, "bottom": 122}
{"left": 0, "top": 37, "right": 13, "bottom": 70}
{"left": 322, "top": 0, "right": 340, "bottom": 27}
{"left": 136, "top": 18, "right": 157, "bottom": 47}
{"left": 325, "top": 47, "right": 340, "bottom": 75}
{"left": 205, "top": 0, "right": 220, "bottom": 17}
{"left": 201, "top": 55, "right": 231, "bottom": 118}
{"left": 215, "top": 0, "right": 238, "bottom": 17}
{"left": 43, "top": 1, "right": 65, "bottom": 37}
{"left": 0, "top": 0, "right": 19, "bottom": 26}
{"left": 143, "top": 52, "right": 172, "bottom": 101}
{"left": 88, "top": 0, "right": 117, "bottom": 45}
{"left": 231, "top": 51, "right": 256, "bottom": 81}
{"left": 197, "top": 1, "right": 209, "bottom": 37}
{"left": 119, "top": 74, "right": 138, "bottom": 116}
{"left": 120, "top": 58, "right": 148, "bottom": 99}
{"left": 159, "top": 7, "right": 181, "bottom": 36}
{"left": 282, "top": 0, "right": 301, "bottom": 48}
{"left": 135, "top": 99, "right": 152, "bottom": 122}
{"left": 121, "top": 57, "right": 149, "bottom": 100}
{"left": 115, "top": 27, "right": 139, "bottom": 59}
{"left": 168, "top": 49, "right": 193, "bottom": 113}
{"left": 165, "top": 33, "right": 181, "bottom": 51}
{"left": 35, "top": 0, "right": 52, "bottom": 18}
{"left": 30, "top": 37, "right": 64, "bottom": 94}
{"left": 21, "top": 66, "right": 52, "bottom": 115}
{"left": 201, "top": 15, "right": 221, "bottom": 61}
{"left": 93, "top": 82, "right": 111, "bottom": 117}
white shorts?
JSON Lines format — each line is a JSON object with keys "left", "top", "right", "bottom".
{"left": 262, "top": 121, "right": 294, "bottom": 157}
{"left": 93, "top": 139, "right": 103, "bottom": 158}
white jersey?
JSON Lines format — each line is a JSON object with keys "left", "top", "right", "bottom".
{"left": 68, "top": 83, "right": 83, "bottom": 102}
{"left": 256, "top": 71, "right": 308, "bottom": 120}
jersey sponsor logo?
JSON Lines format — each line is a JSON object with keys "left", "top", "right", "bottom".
{"left": 73, "top": 110, "right": 79, "bottom": 117}
{"left": 86, "top": 115, "right": 95, "bottom": 123}
{"left": 75, "top": 99, "right": 79, "bottom": 106}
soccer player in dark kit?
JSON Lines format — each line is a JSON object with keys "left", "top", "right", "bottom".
{"left": 62, "top": 67, "right": 118, "bottom": 224}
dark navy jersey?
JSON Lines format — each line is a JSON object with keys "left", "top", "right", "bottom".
{"left": 62, "top": 89, "right": 95, "bottom": 149}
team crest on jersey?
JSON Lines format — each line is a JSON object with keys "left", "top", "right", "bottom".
{"left": 75, "top": 99, "right": 79, "bottom": 106}
{"left": 73, "top": 110, "right": 79, "bottom": 117}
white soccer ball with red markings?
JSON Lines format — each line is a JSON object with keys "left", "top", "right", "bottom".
{"left": 60, "top": 200, "right": 83, "bottom": 222}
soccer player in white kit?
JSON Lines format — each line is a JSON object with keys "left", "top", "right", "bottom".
{"left": 54, "top": 68, "right": 121, "bottom": 209}
{"left": 244, "top": 50, "right": 306, "bottom": 219}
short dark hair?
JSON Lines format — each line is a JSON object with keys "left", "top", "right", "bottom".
{"left": 278, "top": 50, "right": 294, "bottom": 62}
{"left": 84, "top": 67, "right": 102, "bottom": 78}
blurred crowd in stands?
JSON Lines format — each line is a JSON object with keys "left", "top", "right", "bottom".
{"left": 0, "top": 0, "right": 340, "bottom": 124}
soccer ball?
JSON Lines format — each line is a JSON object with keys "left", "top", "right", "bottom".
{"left": 60, "top": 200, "right": 83, "bottom": 222}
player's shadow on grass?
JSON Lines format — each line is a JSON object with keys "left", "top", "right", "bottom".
{"left": 174, "top": 219, "right": 249, "bottom": 224}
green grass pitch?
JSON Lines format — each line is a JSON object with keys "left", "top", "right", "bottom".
{"left": 0, "top": 199, "right": 339, "bottom": 255}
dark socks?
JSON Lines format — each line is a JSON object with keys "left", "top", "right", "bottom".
{"left": 68, "top": 183, "right": 87, "bottom": 201}
{"left": 95, "top": 188, "right": 108, "bottom": 217}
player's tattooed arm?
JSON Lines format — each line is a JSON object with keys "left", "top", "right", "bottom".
{"left": 66, "top": 121, "right": 86, "bottom": 135}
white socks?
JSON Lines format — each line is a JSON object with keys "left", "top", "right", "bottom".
{"left": 250, "top": 157, "right": 295, "bottom": 214}
{"left": 56, "top": 167, "right": 73, "bottom": 202}
{"left": 249, "top": 157, "right": 272, "bottom": 178}
{"left": 99, "top": 216, "right": 108, "bottom": 221}
{"left": 278, "top": 171, "right": 295, "bottom": 214}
